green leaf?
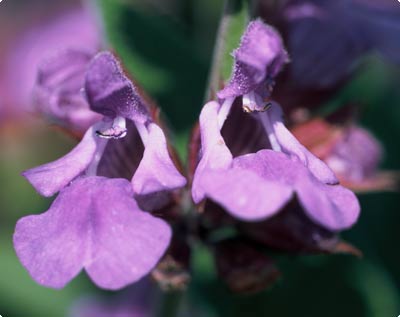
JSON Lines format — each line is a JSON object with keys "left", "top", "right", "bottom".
{"left": 97, "top": 0, "right": 208, "bottom": 131}
{"left": 205, "top": 0, "right": 251, "bottom": 100}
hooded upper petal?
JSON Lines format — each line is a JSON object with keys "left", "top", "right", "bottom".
{"left": 218, "top": 20, "right": 288, "bottom": 99}
{"left": 192, "top": 101, "right": 233, "bottom": 203}
{"left": 85, "top": 52, "right": 149, "bottom": 123}
{"left": 14, "top": 176, "right": 171, "bottom": 290}
{"left": 22, "top": 124, "right": 103, "bottom": 197}
{"left": 131, "top": 123, "right": 186, "bottom": 196}
{"left": 234, "top": 149, "right": 360, "bottom": 230}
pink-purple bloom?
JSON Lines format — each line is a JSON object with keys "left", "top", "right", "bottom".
{"left": 5, "top": 8, "right": 101, "bottom": 131}
{"left": 325, "top": 126, "right": 382, "bottom": 182}
{"left": 14, "top": 52, "right": 186, "bottom": 290}
{"left": 192, "top": 20, "right": 360, "bottom": 231}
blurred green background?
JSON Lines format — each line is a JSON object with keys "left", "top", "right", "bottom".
{"left": 0, "top": 0, "right": 400, "bottom": 316}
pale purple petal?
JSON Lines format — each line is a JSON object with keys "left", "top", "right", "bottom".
{"left": 234, "top": 150, "right": 360, "bottom": 230}
{"left": 14, "top": 177, "right": 171, "bottom": 290}
{"left": 266, "top": 102, "right": 338, "bottom": 184}
{"left": 199, "top": 168, "right": 293, "bottom": 221}
{"left": 85, "top": 52, "right": 149, "bottom": 123}
{"left": 326, "top": 126, "right": 382, "bottom": 181}
{"left": 6, "top": 9, "right": 100, "bottom": 111}
{"left": 296, "top": 177, "right": 360, "bottom": 231}
{"left": 218, "top": 20, "right": 288, "bottom": 99}
{"left": 132, "top": 123, "right": 186, "bottom": 196}
{"left": 22, "top": 124, "right": 102, "bottom": 197}
{"left": 192, "top": 101, "right": 233, "bottom": 203}
{"left": 34, "top": 49, "right": 101, "bottom": 132}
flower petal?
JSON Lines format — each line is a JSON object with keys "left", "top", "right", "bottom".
{"left": 85, "top": 52, "right": 149, "bottom": 123}
{"left": 22, "top": 124, "right": 101, "bottom": 197}
{"left": 234, "top": 149, "right": 360, "bottom": 230}
{"left": 267, "top": 103, "right": 338, "bottom": 184}
{"left": 199, "top": 167, "right": 293, "bottom": 221}
{"left": 218, "top": 20, "right": 288, "bottom": 99}
{"left": 14, "top": 176, "right": 171, "bottom": 290}
{"left": 131, "top": 123, "right": 186, "bottom": 196}
{"left": 34, "top": 49, "right": 101, "bottom": 132}
{"left": 192, "top": 101, "right": 233, "bottom": 203}
{"left": 296, "top": 177, "right": 361, "bottom": 231}
{"left": 326, "top": 126, "right": 382, "bottom": 181}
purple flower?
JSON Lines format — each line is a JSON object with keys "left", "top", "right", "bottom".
{"left": 281, "top": 0, "right": 400, "bottom": 88}
{"left": 217, "top": 19, "right": 288, "bottom": 111}
{"left": 5, "top": 8, "right": 101, "bottom": 132}
{"left": 192, "top": 20, "right": 360, "bottom": 231}
{"left": 14, "top": 52, "right": 186, "bottom": 290}
{"left": 25, "top": 52, "right": 186, "bottom": 198}
{"left": 34, "top": 49, "right": 102, "bottom": 133}
{"left": 324, "top": 125, "right": 399, "bottom": 192}
{"left": 14, "top": 177, "right": 171, "bottom": 290}
{"left": 325, "top": 126, "right": 382, "bottom": 182}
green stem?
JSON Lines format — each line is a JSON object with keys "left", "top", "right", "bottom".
{"left": 155, "top": 290, "right": 184, "bottom": 317}
{"left": 204, "top": 0, "right": 251, "bottom": 101}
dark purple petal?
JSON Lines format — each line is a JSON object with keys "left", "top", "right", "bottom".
{"left": 285, "top": 1, "right": 368, "bottom": 87}
{"left": 198, "top": 167, "right": 293, "bottom": 221}
{"left": 240, "top": 201, "right": 340, "bottom": 253}
{"left": 234, "top": 150, "right": 360, "bottom": 230}
{"left": 97, "top": 120, "right": 144, "bottom": 180}
{"left": 22, "top": 124, "right": 102, "bottom": 197}
{"left": 218, "top": 20, "right": 288, "bottom": 99}
{"left": 85, "top": 52, "right": 149, "bottom": 123}
{"left": 192, "top": 101, "right": 233, "bottom": 203}
{"left": 14, "top": 177, "right": 171, "bottom": 290}
{"left": 131, "top": 123, "right": 186, "bottom": 196}
{"left": 221, "top": 99, "right": 270, "bottom": 157}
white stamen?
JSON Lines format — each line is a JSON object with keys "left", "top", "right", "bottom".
{"left": 114, "top": 116, "right": 126, "bottom": 131}
{"left": 260, "top": 111, "right": 282, "bottom": 152}
{"left": 217, "top": 97, "right": 235, "bottom": 129}
{"left": 85, "top": 135, "right": 109, "bottom": 176}
{"left": 96, "top": 116, "right": 127, "bottom": 139}
{"left": 135, "top": 121, "right": 149, "bottom": 145}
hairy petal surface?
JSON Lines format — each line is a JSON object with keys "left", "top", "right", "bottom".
{"left": 85, "top": 52, "right": 149, "bottom": 123}
{"left": 14, "top": 177, "right": 171, "bottom": 290}
{"left": 218, "top": 19, "right": 288, "bottom": 99}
